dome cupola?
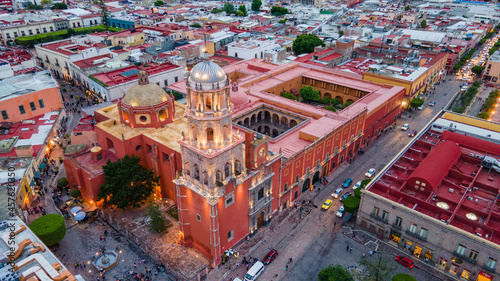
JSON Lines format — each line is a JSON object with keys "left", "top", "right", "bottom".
{"left": 188, "top": 60, "right": 227, "bottom": 89}
{"left": 118, "top": 69, "right": 175, "bottom": 128}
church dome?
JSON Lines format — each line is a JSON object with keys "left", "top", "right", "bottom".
{"left": 189, "top": 60, "right": 226, "bottom": 85}
{"left": 122, "top": 70, "right": 171, "bottom": 107}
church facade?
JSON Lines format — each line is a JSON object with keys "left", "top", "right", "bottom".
{"left": 65, "top": 58, "right": 406, "bottom": 266}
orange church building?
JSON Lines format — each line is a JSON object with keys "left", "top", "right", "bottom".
{"left": 65, "top": 56, "right": 405, "bottom": 266}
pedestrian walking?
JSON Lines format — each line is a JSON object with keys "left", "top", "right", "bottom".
{"left": 369, "top": 250, "right": 373, "bottom": 257}
{"left": 236, "top": 262, "right": 239, "bottom": 269}
{"left": 349, "top": 248, "right": 352, "bottom": 254}
{"left": 334, "top": 222, "right": 337, "bottom": 228}
{"left": 346, "top": 245, "right": 349, "bottom": 251}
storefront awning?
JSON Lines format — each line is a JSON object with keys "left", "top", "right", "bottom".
{"left": 39, "top": 163, "right": 46, "bottom": 170}
{"left": 477, "top": 271, "right": 493, "bottom": 281}
{"left": 34, "top": 171, "right": 41, "bottom": 178}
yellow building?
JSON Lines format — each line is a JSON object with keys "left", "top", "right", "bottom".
{"left": 107, "top": 29, "right": 145, "bottom": 48}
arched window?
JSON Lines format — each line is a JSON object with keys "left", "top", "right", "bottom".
{"left": 185, "top": 162, "right": 190, "bottom": 176}
{"left": 203, "top": 170, "right": 208, "bottom": 185}
{"left": 225, "top": 162, "right": 231, "bottom": 178}
{"left": 206, "top": 97, "right": 212, "bottom": 110}
{"left": 123, "top": 111, "right": 129, "bottom": 123}
{"left": 223, "top": 125, "right": 228, "bottom": 141}
{"left": 193, "top": 164, "right": 199, "bottom": 181}
{"left": 159, "top": 109, "right": 166, "bottom": 121}
{"left": 234, "top": 159, "right": 241, "bottom": 175}
{"left": 216, "top": 170, "right": 222, "bottom": 184}
{"left": 207, "top": 127, "right": 214, "bottom": 141}
{"left": 191, "top": 125, "right": 197, "bottom": 141}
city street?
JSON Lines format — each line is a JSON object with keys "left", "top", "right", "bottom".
{"left": 211, "top": 75, "right": 462, "bottom": 281}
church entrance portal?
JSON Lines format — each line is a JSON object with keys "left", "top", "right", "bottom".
{"left": 257, "top": 212, "right": 265, "bottom": 228}
{"left": 302, "top": 178, "right": 310, "bottom": 193}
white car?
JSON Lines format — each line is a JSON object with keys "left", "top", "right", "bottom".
{"left": 401, "top": 124, "right": 409, "bottom": 131}
{"left": 353, "top": 181, "right": 362, "bottom": 190}
{"left": 365, "top": 168, "right": 376, "bottom": 178}
{"left": 336, "top": 206, "right": 345, "bottom": 218}
{"left": 332, "top": 188, "right": 343, "bottom": 198}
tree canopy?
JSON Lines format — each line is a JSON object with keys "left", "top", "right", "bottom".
{"left": 471, "top": 65, "right": 485, "bottom": 74}
{"left": 40, "top": 0, "right": 52, "bottom": 5}
{"left": 343, "top": 196, "right": 360, "bottom": 213}
{"left": 99, "top": 0, "right": 110, "bottom": 30}
{"left": 57, "top": 177, "right": 68, "bottom": 188}
{"left": 98, "top": 155, "right": 159, "bottom": 209}
{"left": 299, "top": 86, "right": 321, "bottom": 102}
{"left": 154, "top": 0, "right": 164, "bottom": 6}
{"left": 410, "top": 98, "right": 424, "bottom": 108}
{"left": 357, "top": 254, "right": 395, "bottom": 281}
{"left": 223, "top": 3, "right": 235, "bottom": 14}
{"left": 318, "top": 265, "right": 354, "bottom": 281}
{"left": 51, "top": 2, "right": 67, "bottom": 9}
{"left": 293, "top": 34, "right": 323, "bottom": 55}
{"left": 147, "top": 203, "right": 167, "bottom": 233}
{"left": 392, "top": 273, "right": 418, "bottom": 281}
{"left": 251, "top": 0, "right": 262, "bottom": 11}
{"left": 404, "top": 5, "right": 410, "bottom": 11}
{"left": 420, "top": 20, "right": 428, "bottom": 28}
{"left": 238, "top": 5, "right": 248, "bottom": 16}
{"left": 271, "top": 6, "right": 289, "bottom": 16}
{"left": 30, "top": 214, "right": 66, "bottom": 247}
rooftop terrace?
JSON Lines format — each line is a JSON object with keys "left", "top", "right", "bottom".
{"left": 0, "top": 70, "right": 58, "bottom": 102}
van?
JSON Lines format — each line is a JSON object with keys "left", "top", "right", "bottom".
{"left": 244, "top": 261, "right": 265, "bottom": 281}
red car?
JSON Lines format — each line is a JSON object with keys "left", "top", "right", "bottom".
{"left": 263, "top": 249, "right": 278, "bottom": 265}
{"left": 395, "top": 255, "right": 414, "bottom": 269}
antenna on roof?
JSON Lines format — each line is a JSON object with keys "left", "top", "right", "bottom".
{"left": 202, "top": 33, "right": 209, "bottom": 60}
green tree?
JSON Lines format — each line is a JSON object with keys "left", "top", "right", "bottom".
{"left": 325, "top": 106, "right": 337, "bottom": 112}
{"left": 354, "top": 187, "right": 362, "bottom": 199}
{"left": 70, "top": 189, "right": 81, "bottom": 198}
{"left": 212, "top": 8, "right": 222, "bottom": 13}
{"left": 404, "top": 5, "right": 410, "bottom": 11}
{"left": 330, "top": 98, "right": 340, "bottom": 106}
{"left": 98, "top": 155, "right": 160, "bottom": 209}
{"left": 99, "top": 0, "right": 110, "bottom": 30}
{"left": 238, "top": 5, "right": 247, "bottom": 16}
{"left": 420, "top": 20, "right": 427, "bottom": 28}
{"left": 478, "top": 112, "right": 490, "bottom": 119}
{"left": 357, "top": 253, "right": 395, "bottom": 281}
{"left": 299, "top": 86, "right": 320, "bottom": 102}
{"left": 27, "top": 4, "right": 43, "bottom": 9}
{"left": 40, "top": 0, "right": 51, "bottom": 5}
{"left": 147, "top": 203, "right": 167, "bottom": 233}
{"left": 343, "top": 196, "right": 360, "bottom": 213}
{"left": 222, "top": 3, "right": 235, "bottom": 14}
{"left": 339, "top": 30, "right": 344, "bottom": 37}
{"left": 189, "top": 22, "right": 201, "bottom": 28}
{"left": 29, "top": 214, "right": 66, "bottom": 247}
{"left": 236, "top": 10, "right": 244, "bottom": 16}
{"left": 57, "top": 177, "right": 68, "bottom": 188}
{"left": 361, "top": 179, "right": 371, "bottom": 188}
{"left": 392, "top": 273, "right": 417, "bottom": 281}
{"left": 154, "top": 0, "right": 164, "bottom": 6}
{"left": 471, "top": 65, "right": 485, "bottom": 75}
{"left": 281, "top": 92, "right": 298, "bottom": 100}
{"left": 344, "top": 100, "right": 353, "bottom": 108}
{"left": 410, "top": 98, "right": 424, "bottom": 108}
{"left": 292, "top": 34, "right": 323, "bottom": 55}
{"left": 67, "top": 28, "right": 75, "bottom": 36}
{"left": 271, "top": 6, "right": 289, "bottom": 16}
{"left": 318, "top": 265, "right": 354, "bottom": 281}
{"left": 251, "top": 0, "right": 262, "bottom": 11}
{"left": 51, "top": 2, "right": 67, "bottom": 9}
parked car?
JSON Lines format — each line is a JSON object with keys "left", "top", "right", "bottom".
{"left": 322, "top": 199, "right": 333, "bottom": 210}
{"left": 332, "top": 188, "right": 343, "bottom": 198}
{"left": 340, "top": 192, "right": 351, "bottom": 202}
{"left": 417, "top": 105, "right": 424, "bottom": 110}
{"left": 365, "top": 168, "right": 376, "bottom": 178}
{"left": 353, "top": 181, "right": 362, "bottom": 190}
{"left": 342, "top": 178, "right": 353, "bottom": 188}
{"left": 395, "top": 255, "right": 414, "bottom": 269}
{"left": 263, "top": 249, "right": 278, "bottom": 265}
{"left": 429, "top": 101, "right": 436, "bottom": 106}
{"left": 408, "top": 130, "right": 417, "bottom": 137}
{"left": 336, "top": 206, "right": 345, "bottom": 218}
{"left": 401, "top": 124, "right": 410, "bottom": 131}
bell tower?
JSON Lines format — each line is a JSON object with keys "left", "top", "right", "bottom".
{"left": 174, "top": 54, "right": 246, "bottom": 266}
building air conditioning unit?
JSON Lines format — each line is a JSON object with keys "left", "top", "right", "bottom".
{"left": 467, "top": 197, "right": 473, "bottom": 201}
{"left": 449, "top": 188, "right": 454, "bottom": 193}
{"left": 473, "top": 187, "right": 478, "bottom": 191}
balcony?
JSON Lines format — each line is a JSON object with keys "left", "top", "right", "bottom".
{"left": 370, "top": 213, "right": 388, "bottom": 224}
{"left": 483, "top": 265, "right": 496, "bottom": 274}
{"left": 405, "top": 230, "right": 417, "bottom": 237}
{"left": 415, "top": 233, "right": 427, "bottom": 242}
{"left": 391, "top": 223, "right": 402, "bottom": 230}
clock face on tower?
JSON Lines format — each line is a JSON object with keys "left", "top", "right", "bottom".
{"left": 258, "top": 147, "right": 266, "bottom": 158}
